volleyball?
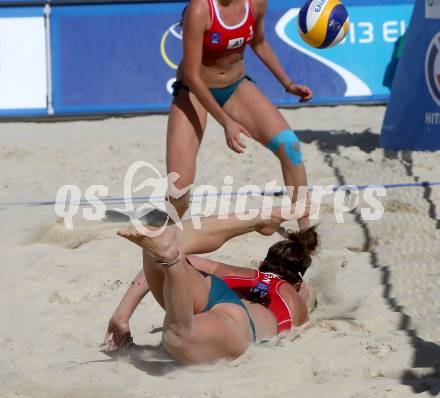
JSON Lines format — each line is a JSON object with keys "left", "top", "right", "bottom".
{"left": 298, "top": 0, "right": 349, "bottom": 49}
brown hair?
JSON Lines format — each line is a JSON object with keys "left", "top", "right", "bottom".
{"left": 259, "top": 226, "right": 318, "bottom": 285}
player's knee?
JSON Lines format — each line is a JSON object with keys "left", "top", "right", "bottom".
{"left": 162, "top": 329, "right": 198, "bottom": 364}
{"left": 162, "top": 328, "right": 187, "bottom": 350}
{"left": 266, "top": 128, "right": 303, "bottom": 166}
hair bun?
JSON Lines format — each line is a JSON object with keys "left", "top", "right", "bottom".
{"left": 261, "top": 226, "right": 318, "bottom": 285}
{"left": 287, "top": 226, "right": 318, "bottom": 254}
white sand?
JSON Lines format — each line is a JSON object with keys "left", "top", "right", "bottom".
{"left": 0, "top": 106, "right": 439, "bottom": 397}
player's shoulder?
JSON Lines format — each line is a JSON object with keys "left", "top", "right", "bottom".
{"left": 278, "top": 279, "right": 296, "bottom": 298}
{"left": 183, "top": 0, "right": 211, "bottom": 30}
{"left": 186, "top": 0, "right": 210, "bottom": 16}
{"left": 250, "top": 0, "right": 267, "bottom": 16}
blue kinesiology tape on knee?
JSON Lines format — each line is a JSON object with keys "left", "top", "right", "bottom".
{"left": 266, "top": 129, "right": 303, "bottom": 165}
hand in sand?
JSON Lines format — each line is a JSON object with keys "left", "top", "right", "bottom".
{"left": 104, "top": 316, "right": 132, "bottom": 352}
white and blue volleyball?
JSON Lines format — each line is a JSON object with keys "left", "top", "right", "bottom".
{"left": 298, "top": 0, "right": 349, "bottom": 49}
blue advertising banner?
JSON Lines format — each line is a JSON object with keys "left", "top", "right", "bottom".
{"left": 51, "top": 4, "right": 182, "bottom": 113}
{"left": 249, "top": 0, "right": 413, "bottom": 105}
{"left": 381, "top": 0, "right": 440, "bottom": 150}
{"left": 50, "top": 0, "right": 414, "bottom": 114}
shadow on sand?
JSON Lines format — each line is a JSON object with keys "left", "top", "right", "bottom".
{"left": 300, "top": 129, "right": 440, "bottom": 395}
{"left": 95, "top": 342, "right": 183, "bottom": 377}
{"left": 102, "top": 129, "right": 439, "bottom": 391}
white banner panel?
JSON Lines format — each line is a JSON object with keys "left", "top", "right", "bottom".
{"left": 0, "top": 17, "right": 47, "bottom": 110}
{"left": 426, "top": 0, "right": 440, "bottom": 19}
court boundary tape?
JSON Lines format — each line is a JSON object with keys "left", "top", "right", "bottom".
{"left": 1, "top": 180, "right": 440, "bottom": 208}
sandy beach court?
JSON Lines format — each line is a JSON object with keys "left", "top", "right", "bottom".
{"left": 0, "top": 105, "right": 439, "bottom": 397}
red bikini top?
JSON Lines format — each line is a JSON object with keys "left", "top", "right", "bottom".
{"left": 203, "top": 0, "right": 256, "bottom": 53}
{"left": 223, "top": 271, "right": 293, "bottom": 333}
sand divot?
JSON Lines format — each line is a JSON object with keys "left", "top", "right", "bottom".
{"left": 31, "top": 217, "right": 128, "bottom": 249}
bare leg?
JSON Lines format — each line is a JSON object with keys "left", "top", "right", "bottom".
{"left": 174, "top": 205, "right": 306, "bottom": 257}
{"left": 118, "top": 226, "right": 194, "bottom": 332}
{"left": 117, "top": 226, "right": 252, "bottom": 364}
{"left": 160, "top": 256, "right": 252, "bottom": 363}
{"left": 167, "top": 90, "right": 207, "bottom": 218}
{"left": 224, "top": 80, "right": 310, "bottom": 229}
{"left": 280, "top": 161, "right": 309, "bottom": 231}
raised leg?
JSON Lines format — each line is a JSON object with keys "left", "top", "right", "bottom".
{"left": 117, "top": 225, "right": 253, "bottom": 364}
{"left": 160, "top": 256, "right": 252, "bottom": 364}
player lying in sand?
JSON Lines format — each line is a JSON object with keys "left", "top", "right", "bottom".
{"left": 104, "top": 206, "right": 317, "bottom": 364}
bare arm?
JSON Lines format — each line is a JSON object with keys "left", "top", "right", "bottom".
{"left": 104, "top": 270, "right": 150, "bottom": 351}
{"left": 250, "top": 0, "right": 313, "bottom": 102}
{"left": 250, "top": 0, "right": 290, "bottom": 88}
{"left": 280, "top": 282, "right": 309, "bottom": 326}
{"left": 112, "top": 270, "right": 150, "bottom": 321}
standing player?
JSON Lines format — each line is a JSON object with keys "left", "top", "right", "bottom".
{"left": 168, "top": 0, "right": 313, "bottom": 229}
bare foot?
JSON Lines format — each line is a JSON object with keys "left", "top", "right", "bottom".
{"left": 257, "top": 203, "right": 312, "bottom": 236}
{"left": 257, "top": 207, "right": 293, "bottom": 236}
{"left": 117, "top": 224, "right": 179, "bottom": 263}
{"left": 298, "top": 216, "right": 310, "bottom": 231}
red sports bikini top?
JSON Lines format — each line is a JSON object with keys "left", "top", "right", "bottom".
{"left": 223, "top": 271, "right": 293, "bottom": 333}
{"left": 203, "top": 0, "right": 256, "bottom": 53}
